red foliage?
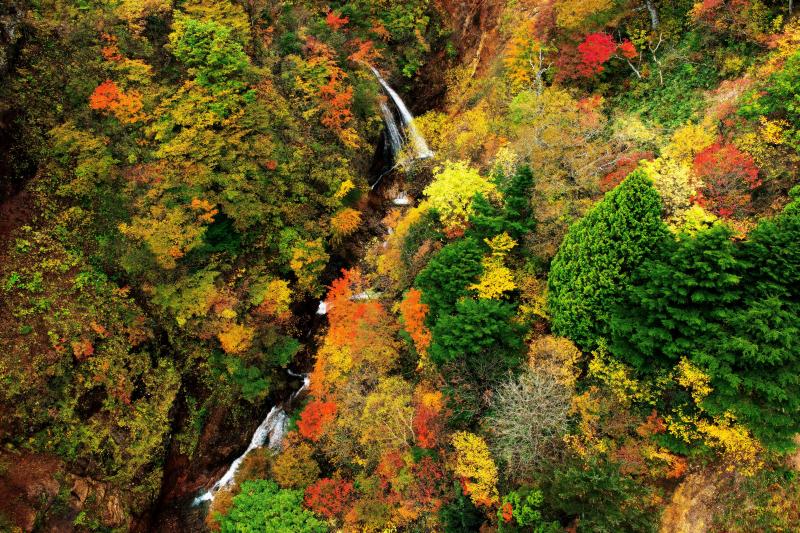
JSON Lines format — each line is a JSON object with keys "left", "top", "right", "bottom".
{"left": 325, "top": 10, "right": 349, "bottom": 30}
{"left": 693, "top": 142, "right": 761, "bottom": 218}
{"left": 411, "top": 455, "right": 446, "bottom": 509}
{"left": 304, "top": 478, "right": 354, "bottom": 518}
{"left": 577, "top": 33, "right": 617, "bottom": 76}
{"left": 600, "top": 152, "right": 654, "bottom": 192}
{"left": 297, "top": 399, "right": 338, "bottom": 441}
{"left": 413, "top": 403, "right": 442, "bottom": 449}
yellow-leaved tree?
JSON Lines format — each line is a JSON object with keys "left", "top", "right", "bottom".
{"left": 423, "top": 161, "right": 499, "bottom": 232}
{"left": 451, "top": 431, "right": 499, "bottom": 507}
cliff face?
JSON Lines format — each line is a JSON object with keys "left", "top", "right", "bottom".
{"left": 435, "top": 0, "right": 504, "bottom": 74}
{"left": 409, "top": 0, "right": 505, "bottom": 114}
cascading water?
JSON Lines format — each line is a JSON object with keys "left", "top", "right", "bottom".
{"left": 370, "top": 66, "right": 434, "bottom": 161}
{"left": 378, "top": 100, "right": 405, "bottom": 156}
{"left": 192, "top": 374, "right": 310, "bottom": 505}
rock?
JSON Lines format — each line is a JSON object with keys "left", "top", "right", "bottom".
{"left": 71, "top": 478, "right": 90, "bottom": 505}
{"left": 101, "top": 494, "right": 126, "bottom": 527}
{"left": 16, "top": 503, "right": 36, "bottom": 532}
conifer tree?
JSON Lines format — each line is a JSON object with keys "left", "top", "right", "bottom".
{"left": 548, "top": 169, "right": 668, "bottom": 349}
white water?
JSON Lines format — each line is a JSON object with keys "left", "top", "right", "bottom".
{"left": 370, "top": 66, "right": 434, "bottom": 160}
{"left": 193, "top": 375, "right": 310, "bottom": 505}
{"left": 316, "top": 300, "right": 328, "bottom": 315}
{"left": 378, "top": 100, "right": 404, "bottom": 155}
{"left": 393, "top": 192, "right": 411, "bottom": 206}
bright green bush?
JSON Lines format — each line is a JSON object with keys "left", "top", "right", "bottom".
{"left": 217, "top": 479, "right": 327, "bottom": 533}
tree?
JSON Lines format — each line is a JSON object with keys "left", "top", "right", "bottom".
{"left": 429, "top": 298, "right": 525, "bottom": 380}
{"left": 271, "top": 441, "right": 320, "bottom": 489}
{"left": 488, "top": 370, "right": 571, "bottom": 477}
{"left": 693, "top": 142, "right": 761, "bottom": 218}
{"left": 544, "top": 457, "right": 659, "bottom": 533}
{"left": 398, "top": 288, "right": 432, "bottom": 356}
{"left": 548, "top": 169, "right": 668, "bottom": 349}
{"left": 414, "top": 237, "right": 484, "bottom": 323}
{"left": 216, "top": 479, "right": 327, "bottom": 532}
{"left": 297, "top": 400, "right": 337, "bottom": 442}
{"left": 611, "top": 196, "right": 800, "bottom": 450}
{"left": 450, "top": 431, "right": 499, "bottom": 507}
{"left": 423, "top": 161, "right": 500, "bottom": 232}
{"left": 169, "top": 15, "right": 250, "bottom": 94}
{"left": 304, "top": 478, "right": 354, "bottom": 520}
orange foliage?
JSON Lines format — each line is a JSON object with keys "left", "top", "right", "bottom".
{"left": 89, "top": 80, "right": 144, "bottom": 123}
{"left": 330, "top": 208, "right": 362, "bottom": 243}
{"left": 190, "top": 197, "right": 219, "bottom": 224}
{"left": 325, "top": 10, "right": 349, "bottom": 30}
{"left": 71, "top": 338, "right": 94, "bottom": 360}
{"left": 297, "top": 399, "right": 338, "bottom": 441}
{"left": 347, "top": 38, "right": 380, "bottom": 64}
{"left": 398, "top": 288, "right": 431, "bottom": 356}
{"left": 100, "top": 33, "right": 123, "bottom": 62}
{"left": 325, "top": 269, "right": 395, "bottom": 353}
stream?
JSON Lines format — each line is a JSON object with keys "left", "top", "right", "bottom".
{"left": 185, "top": 65, "right": 433, "bottom": 516}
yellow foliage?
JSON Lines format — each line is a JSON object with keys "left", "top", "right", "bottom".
{"left": 696, "top": 414, "right": 763, "bottom": 474}
{"left": 290, "top": 239, "right": 329, "bottom": 297}
{"left": 641, "top": 158, "right": 696, "bottom": 222}
{"left": 672, "top": 204, "right": 718, "bottom": 236}
{"left": 588, "top": 344, "right": 652, "bottom": 405}
{"left": 529, "top": 335, "right": 582, "bottom": 389}
{"left": 675, "top": 357, "right": 712, "bottom": 403}
{"left": 423, "top": 161, "right": 499, "bottom": 230}
{"left": 376, "top": 203, "right": 429, "bottom": 288}
{"left": 555, "top": 0, "right": 612, "bottom": 29}
{"left": 217, "top": 322, "right": 254, "bottom": 354}
{"left": 451, "top": 432, "right": 499, "bottom": 507}
{"left": 759, "top": 116, "right": 788, "bottom": 145}
{"left": 331, "top": 208, "right": 362, "bottom": 243}
{"left": 469, "top": 233, "right": 517, "bottom": 299}
{"left": 119, "top": 203, "right": 207, "bottom": 269}
{"left": 334, "top": 179, "right": 356, "bottom": 201}
{"left": 470, "top": 263, "right": 516, "bottom": 299}
{"left": 662, "top": 122, "right": 716, "bottom": 163}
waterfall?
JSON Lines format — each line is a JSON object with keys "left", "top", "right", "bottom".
{"left": 378, "top": 101, "right": 404, "bottom": 156}
{"left": 193, "top": 374, "right": 310, "bottom": 505}
{"left": 370, "top": 66, "right": 434, "bottom": 161}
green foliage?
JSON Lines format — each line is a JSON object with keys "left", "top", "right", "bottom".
{"left": 439, "top": 482, "right": 484, "bottom": 533}
{"left": 429, "top": 298, "right": 525, "bottom": 378}
{"left": 414, "top": 237, "right": 484, "bottom": 322}
{"left": 548, "top": 169, "right": 668, "bottom": 349}
{"left": 544, "top": 457, "right": 660, "bottom": 533}
{"left": 739, "top": 49, "right": 800, "bottom": 150}
{"left": 169, "top": 15, "right": 250, "bottom": 94}
{"left": 612, "top": 196, "right": 800, "bottom": 450}
{"left": 499, "top": 488, "right": 560, "bottom": 532}
{"left": 217, "top": 479, "right": 327, "bottom": 532}
{"left": 208, "top": 352, "right": 271, "bottom": 403}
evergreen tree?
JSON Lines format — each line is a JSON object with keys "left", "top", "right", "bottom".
{"left": 429, "top": 298, "right": 525, "bottom": 380}
{"left": 414, "top": 237, "right": 484, "bottom": 323}
{"left": 548, "top": 169, "right": 668, "bottom": 349}
{"left": 612, "top": 194, "right": 800, "bottom": 449}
